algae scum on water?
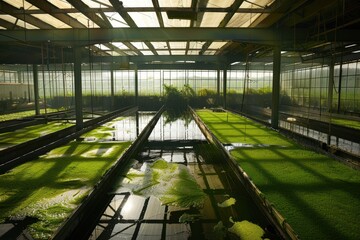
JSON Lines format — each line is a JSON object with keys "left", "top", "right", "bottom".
{"left": 120, "top": 159, "right": 266, "bottom": 239}
{"left": 122, "top": 159, "right": 206, "bottom": 208}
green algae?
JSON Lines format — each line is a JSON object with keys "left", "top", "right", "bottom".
{"left": 217, "top": 197, "right": 236, "bottom": 208}
{"left": 81, "top": 125, "right": 115, "bottom": 140}
{"left": 0, "top": 140, "right": 131, "bottom": 239}
{"left": 122, "top": 159, "right": 206, "bottom": 208}
{"left": 331, "top": 118, "right": 360, "bottom": 130}
{"left": 228, "top": 219, "right": 265, "bottom": 240}
{"left": 0, "top": 121, "right": 73, "bottom": 147}
{"left": 196, "top": 109, "right": 360, "bottom": 240}
{"left": 0, "top": 108, "right": 59, "bottom": 122}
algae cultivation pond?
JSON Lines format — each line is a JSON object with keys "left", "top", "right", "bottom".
{"left": 196, "top": 109, "right": 360, "bottom": 240}
{"left": 0, "top": 112, "right": 155, "bottom": 239}
{"left": 89, "top": 111, "right": 279, "bottom": 240}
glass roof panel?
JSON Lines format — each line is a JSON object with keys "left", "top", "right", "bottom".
{"left": 131, "top": 42, "right": 149, "bottom": 50}
{"left": 227, "top": 13, "right": 265, "bottom": 27}
{"left": 121, "top": 0, "right": 154, "bottom": 7}
{"left": 95, "top": 44, "right": 111, "bottom": 50}
{"left": 123, "top": 51, "right": 138, "bottom": 56}
{"left": 151, "top": 42, "right": 168, "bottom": 49}
{"left": 240, "top": 0, "right": 275, "bottom": 8}
{"left": 48, "top": 0, "right": 72, "bottom": 9}
{"left": 171, "top": 50, "right": 186, "bottom": 55}
{"left": 162, "top": 13, "right": 190, "bottom": 28}
{"left": 141, "top": 50, "right": 154, "bottom": 55}
{"left": 200, "top": 13, "right": 226, "bottom": 27}
{"left": 129, "top": 12, "right": 160, "bottom": 27}
{"left": 5, "top": 0, "right": 38, "bottom": 10}
{"left": 0, "top": 15, "right": 38, "bottom": 29}
{"left": 112, "top": 42, "right": 129, "bottom": 50}
{"left": 82, "top": 0, "right": 112, "bottom": 8}
{"left": 33, "top": 14, "right": 71, "bottom": 28}
{"left": 189, "top": 41, "right": 205, "bottom": 50}
{"left": 188, "top": 50, "right": 200, "bottom": 55}
{"left": 105, "top": 12, "right": 129, "bottom": 27}
{"left": 206, "top": 0, "right": 235, "bottom": 8}
{"left": 68, "top": 13, "right": 100, "bottom": 28}
{"left": 107, "top": 51, "right": 122, "bottom": 56}
{"left": 156, "top": 50, "right": 171, "bottom": 55}
{"left": 169, "top": 42, "right": 187, "bottom": 49}
{"left": 209, "top": 42, "right": 228, "bottom": 50}
{"left": 204, "top": 50, "right": 217, "bottom": 55}
{"left": 158, "top": 0, "right": 191, "bottom": 8}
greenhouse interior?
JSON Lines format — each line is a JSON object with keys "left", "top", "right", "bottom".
{"left": 0, "top": 0, "right": 359, "bottom": 239}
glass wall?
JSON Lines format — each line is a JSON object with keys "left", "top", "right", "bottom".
{"left": 281, "top": 59, "right": 360, "bottom": 114}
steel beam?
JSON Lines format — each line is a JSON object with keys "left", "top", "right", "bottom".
{"left": 0, "top": 28, "right": 311, "bottom": 44}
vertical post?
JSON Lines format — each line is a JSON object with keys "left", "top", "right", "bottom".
{"left": 136, "top": 111, "right": 139, "bottom": 136}
{"left": 134, "top": 67, "right": 138, "bottom": 106}
{"left": 272, "top": 46, "right": 281, "bottom": 129}
{"left": 110, "top": 64, "right": 115, "bottom": 110}
{"left": 32, "top": 64, "right": 40, "bottom": 115}
{"left": 74, "top": 47, "right": 83, "bottom": 131}
{"left": 217, "top": 69, "right": 220, "bottom": 103}
{"left": 328, "top": 57, "right": 334, "bottom": 113}
{"left": 337, "top": 57, "right": 343, "bottom": 114}
{"left": 223, "top": 69, "right": 227, "bottom": 109}
{"left": 327, "top": 57, "right": 335, "bottom": 145}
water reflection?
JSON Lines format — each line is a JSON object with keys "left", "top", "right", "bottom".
{"left": 89, "top": 111, "right": 277, "bottom": 240}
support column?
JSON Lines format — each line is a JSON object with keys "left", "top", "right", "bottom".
{"left": 217, "top": 69, "right": 220, "bottom": 103}
{"left": 134, "top": 68, "right": 138, "bottom": 106}
{"left": 74, "top": 47, "right": 83, "bottom": 131}
{"left": 328, "top": 57, "right": 334, "bottom": 113}
{"left": 110, "top": 64, "right": 115, "bottom": 110}
{"left": 223, "top": 69, "right": 227, "bottom": 109}
{"left": 32, "top": 64, "right": 40, "bottom": 115}
{"left": 271, "top": 46, "right": 281, "bottom": 129}
{"left": 327, "top": 57, "right": 335, "bottom": 145}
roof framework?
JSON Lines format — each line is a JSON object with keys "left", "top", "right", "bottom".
{"left": 0, "top": 0, "right": 359, "bottom": 66}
